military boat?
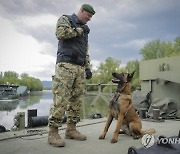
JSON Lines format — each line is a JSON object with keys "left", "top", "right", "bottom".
{"left": 0, "top": 84, "right": 19, "bottom": 101}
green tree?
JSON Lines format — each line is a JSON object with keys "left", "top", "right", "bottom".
{"left": 125, "top": 60, "right": 139, "bottom": 76}
{"left": 140, "top": 39, "right": 170, "bottom": 60}
{"left": 0, "top": 72, "right": 2, "bottom": 78}
{"left": 2, "top": 71, "right": 19, "bottom": 85}
{"left": 89, "top": 57, "right": 123, "bottom": 93}
{"left": 20, "top": 73, "right": 29, "bottom": 79}
{"left": 93, "top": 57, "right": 121, "bottom": 83}
{"left": 0, "top": 71, "right": 43, "bottom": 91}
{"left": 140, "top": 37, "right": 180, "bottom": 60}
{"left": 4, "top": 71, "right": 19, "bottom": 78}
{"left": 20, "top": 76, "right": 43, "bottom": 91}
{"left": 173, "top": 37, "right": 180, "bottom": 55}
{"left": 125, "top": 60, "right": 140, "bottom": 91}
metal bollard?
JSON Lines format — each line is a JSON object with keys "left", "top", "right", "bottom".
{"left": 19, "top": 112, "right": 25, "bottom": 130}
{"left": 27, "top": 109, "right": 37, "bottom": 128}
{"left": 12, "top": 112, "right": 25, "bottom": 131}
{"left": 139, "top": 109, "right": 147, "bottom": 119}
{"left": 153, "top": 109, "right": 160, "bottom": 120}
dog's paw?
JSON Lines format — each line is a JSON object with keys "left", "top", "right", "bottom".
{"left": 110, "top": 138, "right": 118, "bottom": 143}
{"left": 99, "top": 135, "right": 105, "bottom": 140}
{"left": 133, "top": 135, "right": 141, "bottom": 140}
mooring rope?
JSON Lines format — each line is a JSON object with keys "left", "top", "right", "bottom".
{"left": 0, "top": 119, "right": 106, "bottom": 142}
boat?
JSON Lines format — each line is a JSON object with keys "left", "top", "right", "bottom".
{"left": 17, "top": 86, "right": 30, "bottom": 97}
{"left": 0, "top": 84, "right": 19, "bottom": 101}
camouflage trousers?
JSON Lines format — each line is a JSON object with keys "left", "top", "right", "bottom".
{"left": 48, "top": 62, "right": 85, "bottom": 128}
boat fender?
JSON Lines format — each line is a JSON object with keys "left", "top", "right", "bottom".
{"left": 0, "top": 125, "right": 6, "bottom": 133}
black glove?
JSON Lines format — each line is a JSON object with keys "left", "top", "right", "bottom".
{"left": 85, "top": 69, "right": 92, "bottom": 79}
{"left": 81, "top": 25, "right": 90, "bottom": 34}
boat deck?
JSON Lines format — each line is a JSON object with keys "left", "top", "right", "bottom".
{"left": 0, "top": 118, "right": 180, "bottom": 154}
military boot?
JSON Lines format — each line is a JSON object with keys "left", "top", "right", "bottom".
{"left": 65, "top": 123, "right": 87, "bottom": 141}
{"left": 48, "top": 127, "right": 65, "bottom": 147}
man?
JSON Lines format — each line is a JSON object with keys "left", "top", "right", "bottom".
{"left": 48, "top": 4, "right": 95, "bottom": 147}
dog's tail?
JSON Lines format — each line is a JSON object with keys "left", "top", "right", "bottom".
{"left": 141, "top": 128, "right": 156, "bottom": 135}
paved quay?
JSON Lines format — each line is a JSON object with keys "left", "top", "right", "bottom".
{"left": 0, "top": 118, "right": 179, "bottom": 154}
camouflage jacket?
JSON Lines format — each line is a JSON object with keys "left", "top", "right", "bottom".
{"left": 55, "top": 14, "right": 91, "bottom": 69}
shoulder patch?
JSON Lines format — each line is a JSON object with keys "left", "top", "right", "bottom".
{"left": 57, "top": 16, "right": 71, "bottom": 27}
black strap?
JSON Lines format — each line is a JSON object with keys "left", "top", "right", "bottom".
{"left": 63, "top": 15, "right": 78, "bottom": 28}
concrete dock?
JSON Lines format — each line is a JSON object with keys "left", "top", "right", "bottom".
{"left": 0, "top": 118, "right": 179, "bottom": 154}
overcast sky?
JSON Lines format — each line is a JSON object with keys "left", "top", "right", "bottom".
{"left": 0, "top": 0, "right": 180, "bottom": 81}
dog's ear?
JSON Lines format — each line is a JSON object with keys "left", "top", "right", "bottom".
{"left": 131, "top": 71, "right": 135, "bottom": 77}
{"left": 127, "top": 71, "right": 135, "bottom": 82}
{"left": 112, "top": 72, "right": 115, "bottom": 76}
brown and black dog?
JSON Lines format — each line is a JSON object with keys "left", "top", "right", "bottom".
{"left": 99, "top": 72, "right": 156, "bottom": 143}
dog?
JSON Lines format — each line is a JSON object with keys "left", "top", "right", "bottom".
{"left": 99, "top": 71, "right": 156, "bottom": 143}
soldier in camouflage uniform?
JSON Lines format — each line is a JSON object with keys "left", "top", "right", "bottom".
{"left": 48, "top": 4, "right": 95, "bottom": 147}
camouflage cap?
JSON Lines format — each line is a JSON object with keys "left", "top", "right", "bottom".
{"left": 82, "top": 4, "right": 95, "bottom": 15}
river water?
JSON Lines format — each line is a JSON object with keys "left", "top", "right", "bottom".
{"left": 0, "top": 90, "right": 109, "bottom": 130}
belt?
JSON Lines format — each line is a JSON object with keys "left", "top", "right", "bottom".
{"left": 57, "top": 59, "right": 85, "bottom": 67}
{"left": 57, "top": 54, "right": 86, "bottom": 67}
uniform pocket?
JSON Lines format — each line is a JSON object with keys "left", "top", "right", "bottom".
{"left": 52, "top": 75, "right": 59, "bottom": 94}
{"left": 54, "top": 63, "right": 75, "bottom": 94}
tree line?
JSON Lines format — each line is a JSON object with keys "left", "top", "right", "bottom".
{"left": 0, "top": 37, "right": 179, "bottom": 92}
{"left": 0, "top": 72, "right": 43, "bottom": 91}
{"left": 87, "top": 36, "right": 180, "bottom": 91}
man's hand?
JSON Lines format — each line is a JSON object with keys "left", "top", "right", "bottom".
{"left": 75, "top": 27, "right": 83, "bottom": 36}
{"left": 81, "top": 25, "right": 90, "bottom": 34}
{"left": 85, "top": 69, "right": 92, "bottom": 79}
